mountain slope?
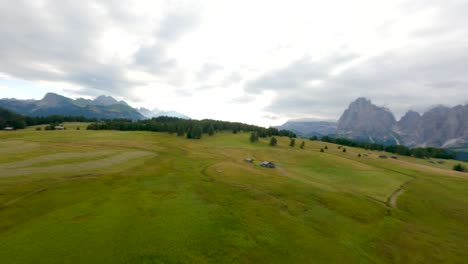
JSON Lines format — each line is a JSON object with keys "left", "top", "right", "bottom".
{"left": 396, "top": 104, "right": 468, "bottom": 148}
{"left": 337, "top": 98, "right": 397, "bottom": 144}
{"left": 0, "top": 93, "right": 144, "bottom": 120}
{"left": 337, "top": 98, "right": 468, "bottom": 147}
{"left": 276, "top": 120, "right": 337, "bottom": 137}
{"left": 137, "top": 107, "right": 190, "bottom": 119}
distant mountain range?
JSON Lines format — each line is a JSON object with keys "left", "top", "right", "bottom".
{"left": 278, "top": 97, "right": 468, "bottom": 148}
{"left": 0, "top": 93, "right": 190, "bottom": 120}
{"left": 137, "top": 107, "right": 191, "bottom": 120}
{"left": 276, "top": 119, "right": 337, "bottom": 137}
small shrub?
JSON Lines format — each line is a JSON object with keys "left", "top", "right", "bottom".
{"left": 358, "top": 153, "right": 361, "bottom": 157}
{"left": 35, "top": 127, "right": 42, "bottom": 131}
{"left": 453, "top": 163, "right": 466, "bottom": 172}
{"left": 300, "top": 141, "right": 305, "bottom": 149}
{"left": 343, "top": 148, "right": 346, "bottom": 153}
{"left": 320, "top": 148, "right": 324, "bottom": 152}
{"left": 324, "top": 146, "right": 328, "bottom": 150}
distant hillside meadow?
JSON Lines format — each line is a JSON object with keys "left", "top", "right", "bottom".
{"left": 0, "top": 123, "right": 467, "bottom": 263}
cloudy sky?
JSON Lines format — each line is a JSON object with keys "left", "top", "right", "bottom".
{"left": 0, "top": 0, "right": 467, "bottom": 126}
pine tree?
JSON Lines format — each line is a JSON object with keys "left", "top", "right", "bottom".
{"left": 270, "top": 137, "right": 277, "bottom": 146}
{"left": 343, "top": 148, "right": 346, "bottom": 153}
{"left": 186, "top": 127, "right": 193, "bottom": 139}
{"left": 177, "top": 125, "right": 185, "bottom": 137}
{"left": 300, "top": 141, "right": 305, "bottom": 149}
{"left": 320, "top": 148, "right": 324, "bottom": 152}
{"left": 289, "top": 138, "right": 295, "bottom": 147}
{"left": 192, "top": 124, "right": 203, "bottom": 139}
{"left": 250, "top": 132, "right": 258, "bottom": 142}
{"left": 208, "top": 124, "right": 215, "bottom": 136}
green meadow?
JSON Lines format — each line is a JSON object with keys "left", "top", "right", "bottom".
{"left": 0, "top": 126, "right": 467, "bottom": 263}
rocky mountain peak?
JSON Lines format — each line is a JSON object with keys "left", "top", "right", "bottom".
{"left": 40, "top": 93, "right": 70, "bottom": 107}
{"left": 93, "top": 95, "right": 119, "bottom": 106}
{"left": 337, "top": 98, "right": 397, "bottom": 143}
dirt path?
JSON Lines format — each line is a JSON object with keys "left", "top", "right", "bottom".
{"left": 386, "top": 180, "right": 413, "bottom": 209}
{"left": 388, "top": 188, "right": 405, "bottom": 208}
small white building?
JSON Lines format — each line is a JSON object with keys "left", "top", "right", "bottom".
{"left": 54, "top": 126, "right": 65, "bottom": 130}
{"left": 3, "top": 127, "right": 15, "bottom": 131}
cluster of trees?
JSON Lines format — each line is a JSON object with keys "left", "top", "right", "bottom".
{"left": 1, "top": 107, "right": 98, "bottom": 129}
{"left": 453, "top": 163, "right": 467, "bottom": 172}
{"left": 250, "top": 132, "right": 259, "bottom": 142}
{"left": 319, "top": 136, "right": 456, "bottom": 159}
{"left": 87, "top": 116, "right": 296, "bottom": 139}
{"left": 0, "top": 107, "right": 26, "bottom": 129}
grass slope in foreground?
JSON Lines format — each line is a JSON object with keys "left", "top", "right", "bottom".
{"left": 0, "top": 127, "right": 467, "bottom": 263}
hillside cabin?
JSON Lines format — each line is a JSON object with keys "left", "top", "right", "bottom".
{"left": 54, "top": 126, "right": 65, "bottom": 130}
{"left": 3, "top": 127, "right": 15, "bottom": 131}
{"left": 244, "top": 158, "right": 254, "bottom": 163}
{"left": 378, "top": 155, "right": 388, "bottom": 159}
{"left": 260, "top": 161, "right": 275, "bottom": 168}
{"left": 391, "top": 156, "right": 398, "bottom": 159}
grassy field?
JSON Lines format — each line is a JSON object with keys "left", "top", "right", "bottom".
{"left": 0, "top": 126, "right": 467, "bottom": 263}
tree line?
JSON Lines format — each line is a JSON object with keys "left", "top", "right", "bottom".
{"left": 87, "top": 116, "right": 296, "bottom": 139}
{"left": 318, "top": 135, "right": 455, "bottom": 159}
{"left": 0, "top": 107, "right": 99, "bottom": 129}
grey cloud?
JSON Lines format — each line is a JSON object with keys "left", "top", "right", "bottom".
{"left": 0, "top": 0, "right": 138, "bottom": 98}
{"left": 222, "top": 72, "right": 242, "bottom": 87}
{"left": 262, "top": 114, "right": 281, "bottom": 120}
{"left": 196, "top": 63, "right": 224, "bottom": 81}
{"left": 263, "top": 43, "right": 468, "bottom": 120}
{"left": 245, "top": 54, "right": 356, "bottom": 94}
{"left": 0, "top": 0, "right": 199, "bottom": 99}
{"left": 157, "top": 9, "right": 201, "bottom": 42}
{"left": 132, "top": 8, "right": 201, "bottom": 81}
{"left": 133, "top": 44, "right": 177, "bottom": 73}
{"left": 252, "top": 1, "right": 468, "bottom": 121}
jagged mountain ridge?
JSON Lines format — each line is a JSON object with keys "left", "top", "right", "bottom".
{"left": 137, "top": 107, "right": 190, "bottom": 119}
{"left": 280, "top": 98, "right": 467, "bottom": 148}
{"left": 337, "top": 98, "right": 398, "bottom": 144}
{"left": 337, "top": 98, "right": 468, "bottom": 147}
{"left": 0, "top": 93, "right": 190, "bottom": 121}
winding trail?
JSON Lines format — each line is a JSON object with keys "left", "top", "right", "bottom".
{"left": 388, "top": 188, "right": 405, "bottom": 208}
{"left": 386, "top": 180, "right": 413, "bottom": 209}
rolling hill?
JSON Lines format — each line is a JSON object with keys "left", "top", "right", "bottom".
{"left": 0, "top": 127, "right": 467, "bottom": 263}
